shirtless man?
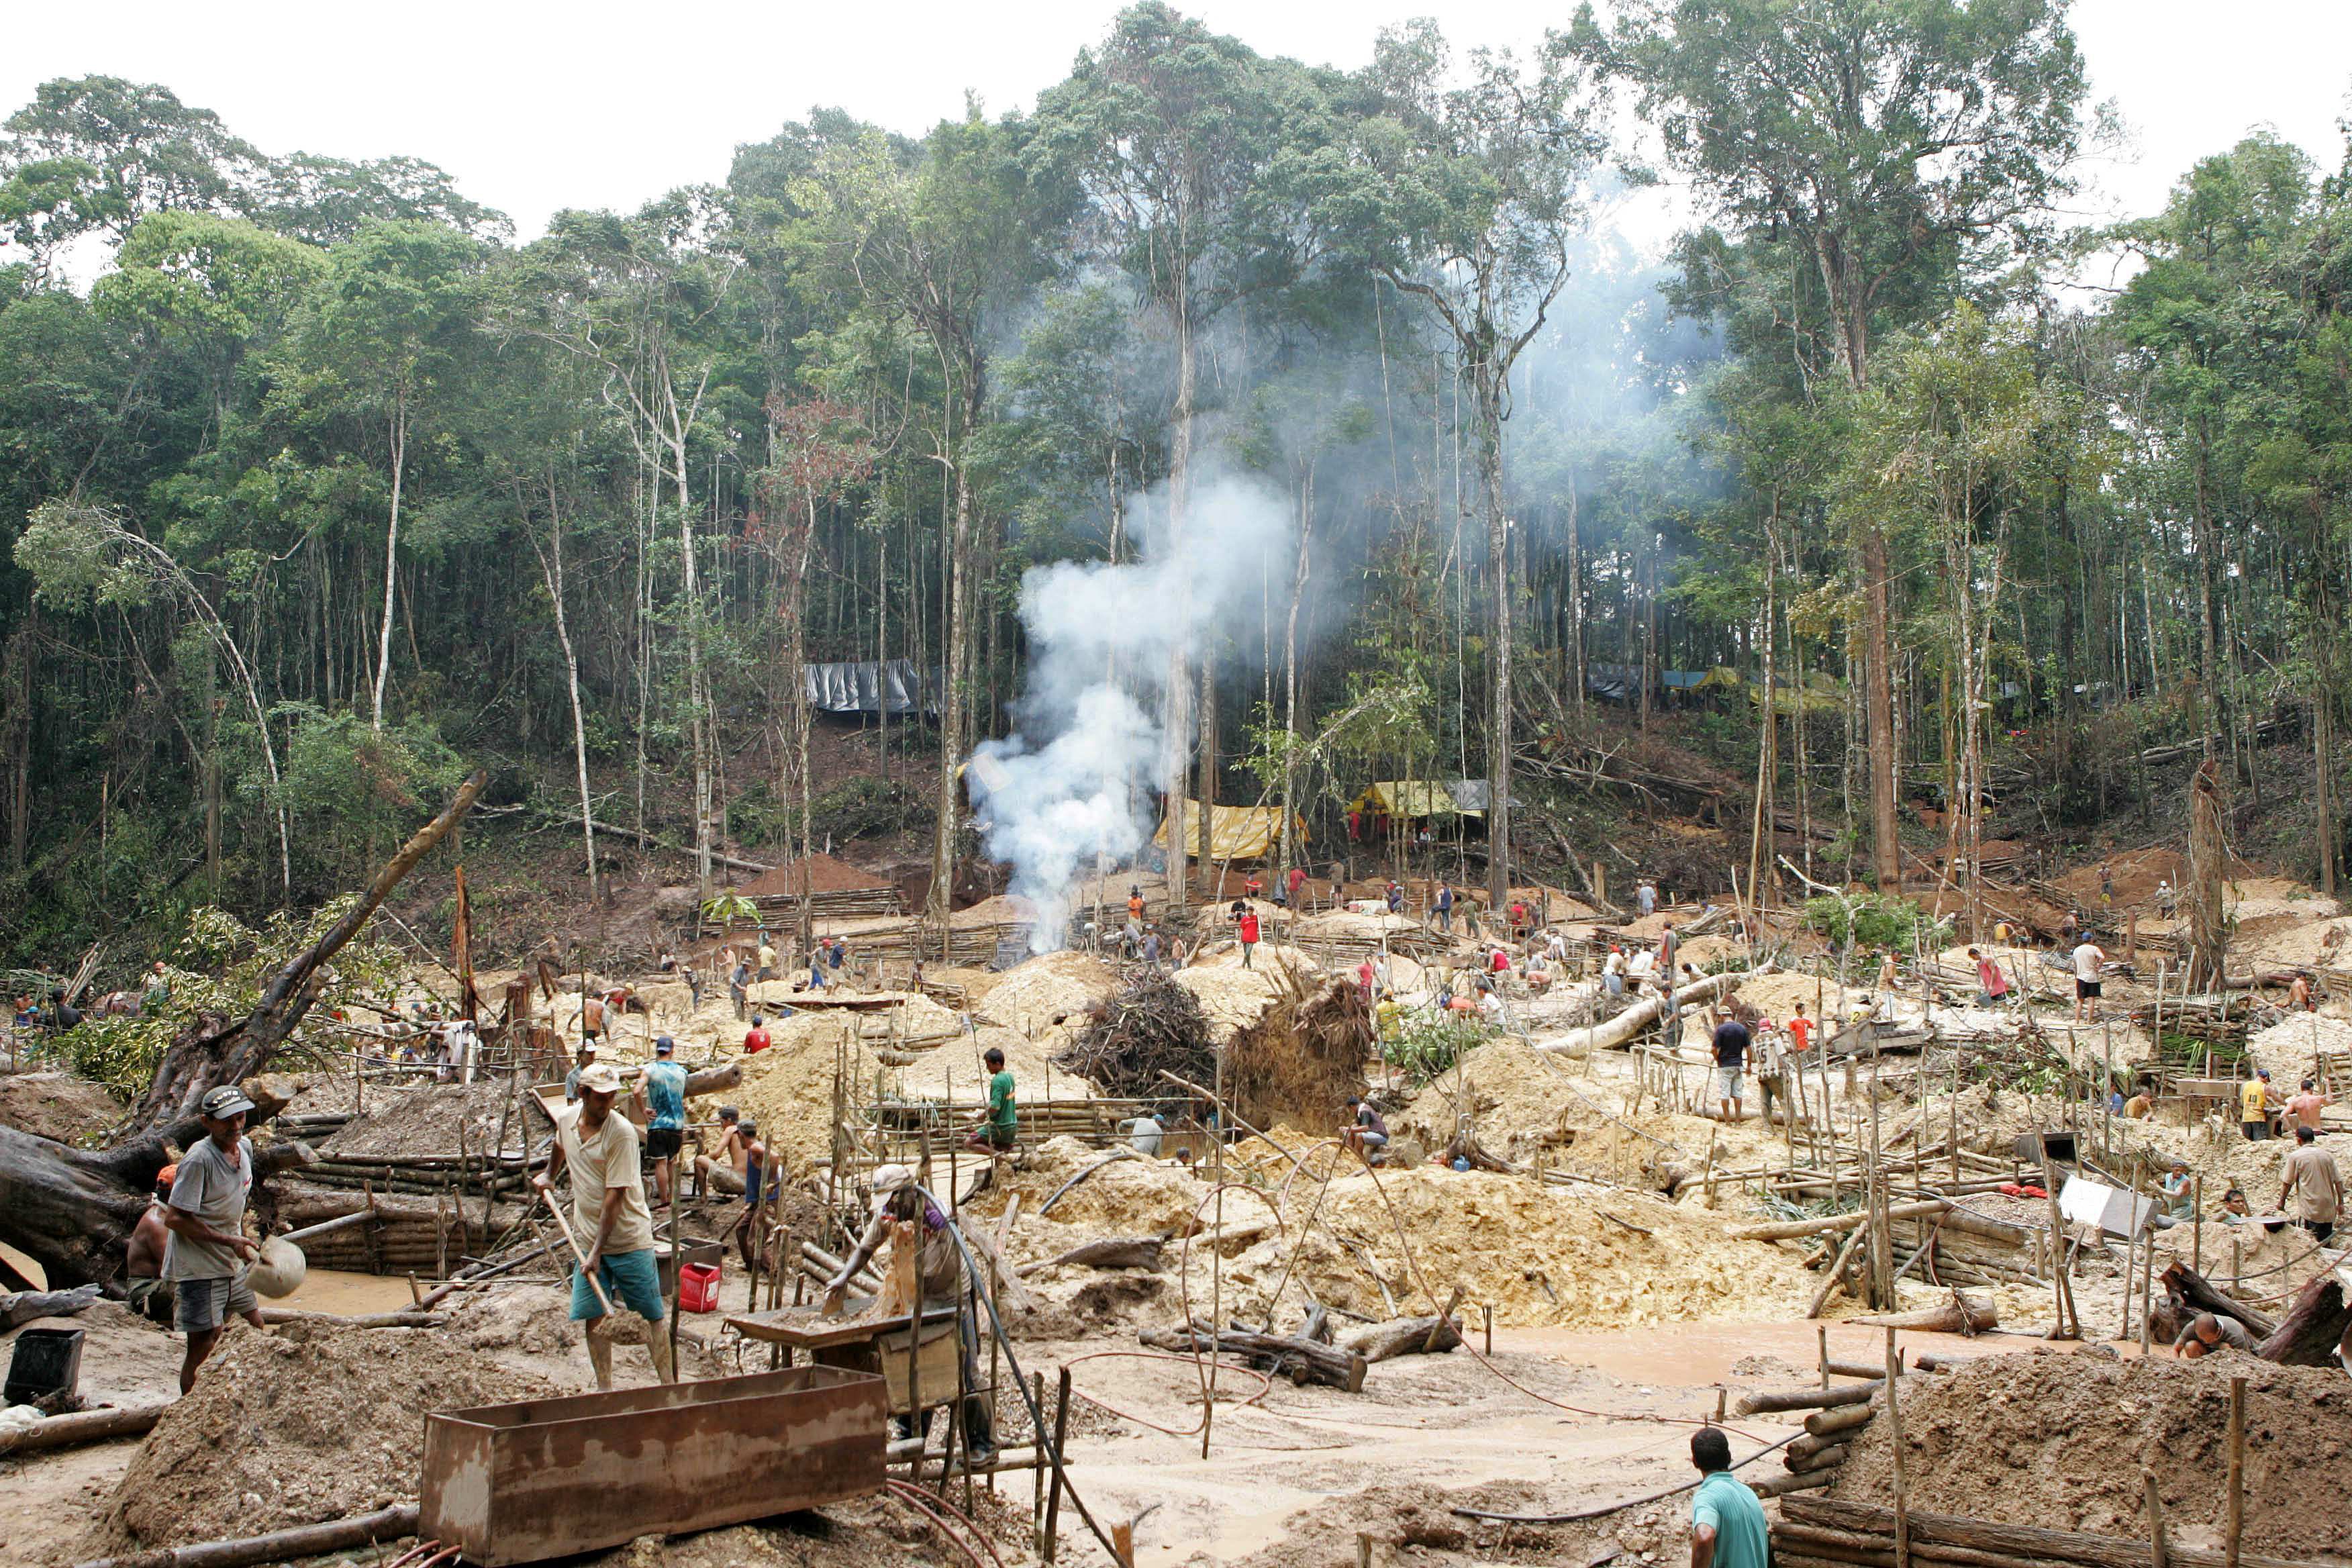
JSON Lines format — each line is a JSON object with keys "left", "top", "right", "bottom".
{"left": 693, "top": 1106, "right": 750, "bottom": 1197}
{"left": 123, "top": 1166, "right": 178, "bottom": 1324}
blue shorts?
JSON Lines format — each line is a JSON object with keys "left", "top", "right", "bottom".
{"left": 571, "top": 1247, "right": 665, "bottom": 1324}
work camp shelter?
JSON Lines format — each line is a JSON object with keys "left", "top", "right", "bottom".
{"left": 1153, "top": 799, "right": 1307, "bottom": 863}
{"left": 803, "top": 658, "right": 940, "bottom": 716}
{"left": 1746, "top": 669, "right": 1845, "bottom": 717}
{"left": 1349, "top": 780, "right": 1489, "bottom": 820}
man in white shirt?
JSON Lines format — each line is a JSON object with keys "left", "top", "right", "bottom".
{"left": 2071, "top": 938, "right": 2108, "bottom": 1023}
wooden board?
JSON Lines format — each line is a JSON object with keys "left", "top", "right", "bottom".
{"left": 724, "top": 1302, "right": 957, "bottom": 1352}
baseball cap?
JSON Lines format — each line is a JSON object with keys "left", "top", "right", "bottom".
{"left": 869, "top": 1162, "right": 914, "bottom": 1212}
{"left": 576, "top": 1063, "right": 624, "bottom": 1095}
{"left": 654, "top": 1036, "right": 675, "bottom": 1055}
{"left": 200, "top": 1085, "right": 256, "bottom": 1120}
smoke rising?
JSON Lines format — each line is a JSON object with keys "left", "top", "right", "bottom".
{"left": 974, "top": 472, "right": 1296, "bottom": 952}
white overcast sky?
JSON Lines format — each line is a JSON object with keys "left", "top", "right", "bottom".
{"left": 5, "top": 0, "right": 2349, "bottom": 249}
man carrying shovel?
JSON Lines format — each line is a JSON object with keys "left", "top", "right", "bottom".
{"left": 534, "top": 1063, "right": 674, "bottom": 1390}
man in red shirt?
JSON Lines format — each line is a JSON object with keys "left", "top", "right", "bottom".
{"left": 1236, "top": 904, "right": 1261, "bottom": 969}
{"left": 1245, "top": 871, "right": 1263, "bottom": 899}
{"left": 1785, "top": 1003, "right": 1814, "bottom": 1059}
{"left": 743, "top": 1016, "right": 772, "bottom": 1054}
{"left": 1287, "top": 865, "right": 1306, "bottom": 907}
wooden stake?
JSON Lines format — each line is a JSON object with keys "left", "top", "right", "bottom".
{"left": 2145, "top": 1467, "right": 2169, "bottom": 1568}
{"left": 1886, "top": 1326, "right": 1911, "bottom": 1568}
{"left": 2225, "top": 1377, "right": 2245, "bottom": 1568}
{"left": 1042, "top": 1365, "right": 1071, "bottom": 1564}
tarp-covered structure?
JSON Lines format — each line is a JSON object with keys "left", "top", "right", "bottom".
{"left": 804, "top": 659, "right": 940, "bottom": 716}
{"left": 1349, "top": 779, "right": 1489, "bottom": 820}
{"left": 1747, "top": 670, "right": 1846, "bottom": 716}
{"left": 1153, "top": 799, "right": 1307, "bottom": 862}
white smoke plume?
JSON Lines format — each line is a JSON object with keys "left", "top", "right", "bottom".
{"left": 974, "top": 473, "right": 1295, "bottom": 952}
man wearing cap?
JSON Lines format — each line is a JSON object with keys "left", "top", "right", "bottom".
{"left": 641, "top": 1036, "right": 689, "bottom": 1206}
{"left": 164, "top": 1085, "right": 266, "bottom": 1393}
{"left": 564, "top": 1041, "right": 599, "bottom": 1102}
{"left": 828, "top": 1164, "right": 994, "bottom": 1461}
{"left": 536, "top": 1065, "right": 673, "bottom": 1389}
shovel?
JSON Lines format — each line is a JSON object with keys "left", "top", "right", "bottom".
{"left": 538, "top": 1184, "right": 614, "bottom": 1316}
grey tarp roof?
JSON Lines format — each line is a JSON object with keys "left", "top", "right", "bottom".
{"left": 804, "top": 660, "right": 940, "bottom": 716}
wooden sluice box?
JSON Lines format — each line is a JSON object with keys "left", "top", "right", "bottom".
{"left": 420, "top": 1365, "right": 885, "bottom": 1565}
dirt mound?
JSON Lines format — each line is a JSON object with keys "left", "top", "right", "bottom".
{"left": 967, "top": 1135, "right": 1211, "bottom": 1238}
{"left": 1830, "top": 1351, "right": 2352, "bottom": 1558}
{"left": 977, "top": 950, "right": 1116, "bottom": 1030}
{"left": 1231, "top": 1167, "right": 1818, "bottom": 1328}
{"left": 319, "top": 1077, "right": 530, "bottom": 1160}
{"left": 0, "top": 1070, "right": 122, "bottom": 1144}
{"left": 2244, "top": 1012, "right": 2352, "bottom": 1082}
{"left": 90, "top": 1319, "right": 558, "bottom": 1553}
{"left": 579, "top": 1489, "right": 1039, "bottom": 1568}
{"left": 736, "top": 853, "right": 889, "bottom": 897}
{"left": 1175, "top": 956, "right": 1310, "bottom": 1043}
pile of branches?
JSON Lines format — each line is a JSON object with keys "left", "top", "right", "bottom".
{"left": 1055, "top": 971, "right": 1217, "bottom": 1099}
{"left": 1227, "top": 969, "right": 1368, "bottom": 1131}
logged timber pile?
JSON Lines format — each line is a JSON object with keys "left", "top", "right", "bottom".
{"left": 1055, "top": 971, "right": 1218, "bottom": 1101}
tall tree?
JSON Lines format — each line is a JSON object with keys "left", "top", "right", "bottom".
{"left": 1582, "top": 0, "right": 2092, "bottom": 889}
{"left": 1312, "top": 22, "right": 1608, "bottom": 907}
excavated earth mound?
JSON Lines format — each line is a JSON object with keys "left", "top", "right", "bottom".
{"left": 89, "top": 1318, "right": 558, "bottom": 1554}
{"left": 1829, "top": 1350, "right": 2352, "bottom": 1559}
{"left": 0, "top": 1069, "right": 123, "bottom": 1144}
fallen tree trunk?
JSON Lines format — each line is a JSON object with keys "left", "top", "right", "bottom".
{"left": 0, "top": 775, "right": 481, "bottom": 1289}
{"left": 254, "top": 1308, "right": 447, "bottom": 1329}
{"left": 1337, "top": 1312, "right": 1463, "bottom": 1363}
{"left": 2159, "top": 1260, "right": 2277, "bottom": 1340}
{"left": 1783, "top": 1493, "right": 2323, "bottom": 1568}
{"left": 1533, "top": 971, "right": 1750, "bottom": 1057}
{"left": 1804, "top": 1404, "right": 1876, "bottom": 1438}
{"left": 70, "top": 1502, "right": 420, "bottom": 1568}
{"left": 1734, "top": 1381, "right": 1879, "bottom": 1416}
{"left": 1139, "top": 1321, "right": 1367, "bottom": 1391}
{"left": 1784, "top": 1440, "right": 1851, "bottom": 1474}
{"left": 682, "top": 1063, "right": 740, "bottom": 1099}
{"left": 1730, "top": 1200, "right": 1952, "bottom": 1242}
{"left": 1016, "top": 1237, "right": 1164, "bottom": 1276}
{"left": 0, "top": 1283, "right": 103, "bottom": 1330}
{"left": 1851, "top": 1293, "right": 1997, "bottom": 1334}
{"left": 0, "top": 1401, "right": 167, "bottom": 1456}
{"left": 2257, "top": 1274, "right": 2351, "bottom": 1366}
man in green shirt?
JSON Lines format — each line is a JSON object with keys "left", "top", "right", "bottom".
{"left": 1688, "top": 1427, "right": 1769, "bottom": 1568}
{"left": 968, "top": 1046, "right": 1016, "bottom": 1152}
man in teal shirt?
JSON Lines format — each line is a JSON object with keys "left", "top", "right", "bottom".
{"left": 967, "top": 1046, "right": 1016, "bottom": 1152}
{"left": 640, "top": 1036, "right": 689, "bottom": 1207}
{"left": 1689, "top": 1427, "right": 1769, "bottom": 1568}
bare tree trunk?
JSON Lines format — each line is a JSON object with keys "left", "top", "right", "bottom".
{"left": 370, "top": 392, "right": 406, "bottom": 731}
{"left": 2188, "top": 761, "right": 2228, "bottom": 991}
{"left": 531, "top": 476, "right": 599, "bottom": 908}
{"left": 670, "top": 424, "right": 713, "bottom": 903}
{"left": 1864, "top": 527, "right": 1900, "bottom": 891}
{"left": 791, "top": 491, "right": 820, "bottom": 946}
{"left": 1749, "top": 499, "right": 1780, "bottom": 910}
{"left": 1281, "top": 464, "right": 1314, "bottom": 875}
{"left": 928, "top": 379, "right": 982, "bottom": 935}
{"left": 1476, "top": 377, "right": 1512, "bottom": 912}
{"left": 1164, "top": 301, "right": 1197, "bottom": 909}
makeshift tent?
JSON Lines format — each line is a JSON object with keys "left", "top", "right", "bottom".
{"left": 803, "top": 659, "right": 940, "bottom": 716}
{"left": 1585, "top": 663, "right": 1643, "bottom": 701}
{"left": 1748, "top": 670, "right": 1845, "bottom": 717}
{"left": 1349, "top": 780, "right": 1488, "bottom": 820}
{"left": 1153, "top": 799, "right": 1307, "bottom": 862}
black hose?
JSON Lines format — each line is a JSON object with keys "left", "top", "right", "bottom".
{"left": 1448, "top": 1431, "right": 1801, "bottom": 1524}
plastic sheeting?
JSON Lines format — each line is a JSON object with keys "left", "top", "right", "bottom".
{"left": 1351, "top": 779, "right": 1489, "bottom": 820}
{"left": 1152, "top": 799, "right": 1307, "bottom": 862}
{"left": 803, "top": 659, "right": 940, "bottom": 715}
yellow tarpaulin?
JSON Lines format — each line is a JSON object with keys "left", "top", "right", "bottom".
{"left": 1153, "top": 799, "right": 1306, "bottom": 862}
{"left": 1747, "top": 671, "right": 1845, "bottom": 717}
{"left": 1349, "top": 780, "right": 1487, "bottom": 820}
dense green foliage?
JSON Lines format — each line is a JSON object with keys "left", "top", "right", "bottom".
{"left": 5, "top": 3, "right": 2352, "bottom": 971}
